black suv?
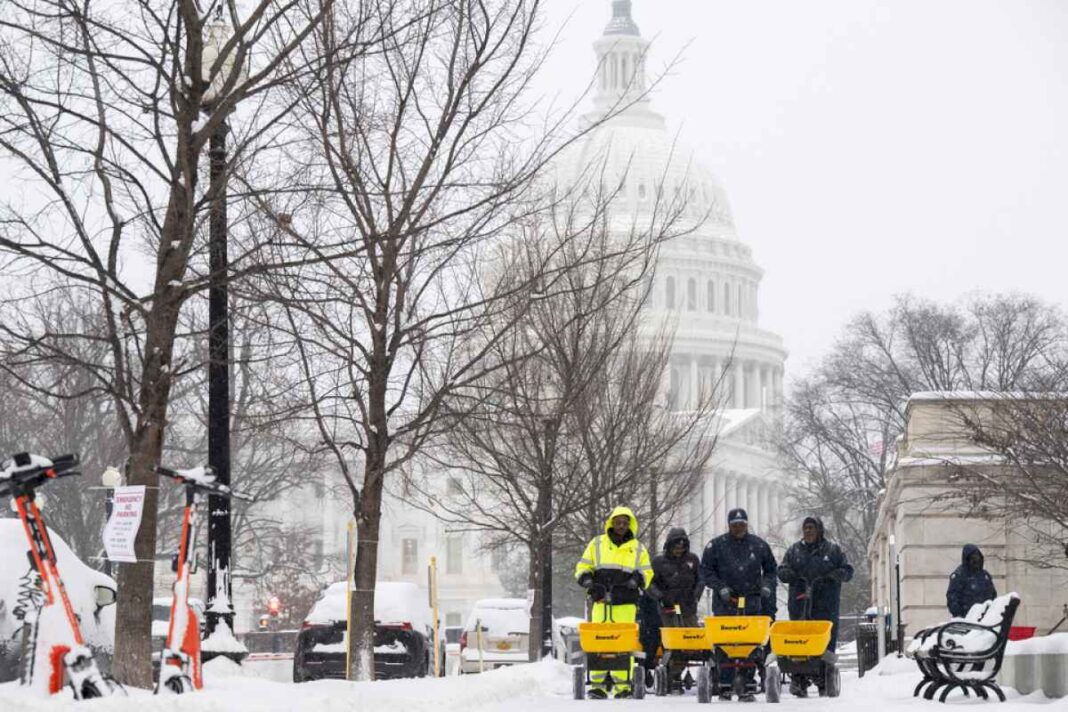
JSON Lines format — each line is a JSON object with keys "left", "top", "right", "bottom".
{"left": 293, "top": 581, "right": 443, "bottom": 682}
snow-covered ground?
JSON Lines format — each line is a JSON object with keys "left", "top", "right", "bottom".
{"left": 0, "top": 654, "right": 1064, "bottom": 710}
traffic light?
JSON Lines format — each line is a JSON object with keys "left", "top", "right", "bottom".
{"left": 267, "top": 595, "right": 282, "bottom": 617}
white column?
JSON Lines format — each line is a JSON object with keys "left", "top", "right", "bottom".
{"left": 733, "top": 364, "right": 745, "bottom": 409}
{"left": 690, "top": 355, "right": 699, "bottom": 409}
{"left": 713, "top": 474, "right": 726, "bottom": 531}
{"left": 773, "top": 367, "right": 783, "bottom": 407}
{"left": 758, "top": 484, "right": 770, "bottom": 536}
{"left": 748, "top": 362, "right": 761, "bottom": 409}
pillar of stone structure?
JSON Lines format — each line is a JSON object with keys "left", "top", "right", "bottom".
{"left": 758, "top": 484, "right": 770, "bottom": 536}
{"left": 690, "top": 355, "right": 699, "bottom": 409}
{"left": 747, "top": 361, "right": 761, "bottom": 409}
{"left": 713, "top": 474, "right": 726, "bottom": 529}
{"left": 733, "top": 364, "right": 745, "bottom": 409}
{"left": 759, "top": 365, "right": 770, "bottom": 411}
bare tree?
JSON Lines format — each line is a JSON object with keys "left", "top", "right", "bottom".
{"left": 0, "top": 295, "right": 126, "bottom": 562}
{"left": 781, "top": 292, "right": 1066, "bottom": 614}
{"left": 0, "top": 0, "right": 347, "bottom": 684}
{"left": 402, "top": 183, "right": 723, "bottom": 658}
{"left": 242, "top": 0, "right": 680, "bottom": 679}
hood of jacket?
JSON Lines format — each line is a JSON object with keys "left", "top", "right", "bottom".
{"left": 663, "top": 527, "right": 689, "bottom": 554}
{"left": 604, "top": 506, "right": 639, "bottom": 538}
{"left": 961, "top": 544, "right": 984, "bottom": 567}
{"left": 802, "top": 516, "right": 825, "bottom": 543}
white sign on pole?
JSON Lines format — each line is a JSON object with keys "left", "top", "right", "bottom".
{"left": 103, "top": 485, "right": 146, "bottom": 564}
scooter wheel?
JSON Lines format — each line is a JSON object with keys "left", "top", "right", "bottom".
{"left": 78, "top": 680, "right": 102, "bottom": 699}
{"left": 164, "top": 674, "right": 194, "bottom": 694}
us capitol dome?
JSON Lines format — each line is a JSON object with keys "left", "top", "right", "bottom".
{"left": 556, "top": 0, "right": 791, "bottom": 546}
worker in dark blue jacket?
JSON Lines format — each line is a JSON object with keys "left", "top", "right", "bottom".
{"left": 946, "top": 544, "right": 997, "bottom": 618}
{"left": 777, "top": 516, "right": 853, "bottom": 697}
{"left": 700, "top": 508, "right": 777, "bottom": 701}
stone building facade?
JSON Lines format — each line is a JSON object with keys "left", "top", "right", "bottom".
{"left": 869, "top": 392, "right": 1068, "bottom": 637}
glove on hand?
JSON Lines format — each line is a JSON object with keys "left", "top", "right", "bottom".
{"left": 761, "top": 587, "right": 773, "bottom": 600}
{"left": 826, "top": 569, "right": 847, "bottom": 583}
{"left": 630, "top": 571, "right": 645, "bottom": 590}
{"left": 718, "top": 587, "right": 733, "bottom": 603}
{"left": 626, "top": 577, "right": 640, "bottom": 590}
{"left": 589, "top": 583, "right": 607, "bottom": 602}
{"left": 577, "top": 572, "right": 593, "bottom": 589}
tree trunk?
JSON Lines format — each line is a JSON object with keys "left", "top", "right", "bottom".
{"left": 527, "top": 541, "right": 542, "bottom": 663}
{"left": 348, "top": 447, "right": 385, "bottom": 681}
{"left": 109, "top": 185, "right": 192, "bottom": 687}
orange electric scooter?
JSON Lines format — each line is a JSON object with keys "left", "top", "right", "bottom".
{"left": 0, "top": 452, "right": 124, "bottom": 699}
{"left": 152, "top": 464, "right": 247, "bottom": 694}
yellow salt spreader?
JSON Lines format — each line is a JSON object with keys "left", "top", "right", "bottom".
{"left": 764, "top": 619, "right": 841, "bottom": 702}
{"left": 573, "top": 621, "right": 646, "bottom": 700}
{"left": 652, "top": 623, "right": 711, "bottom": 696}
{"left": 696, "top": 605, "right": 773, "bottom": 703}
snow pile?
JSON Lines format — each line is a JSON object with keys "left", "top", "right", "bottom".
{"left": 305, "top": 581, "right": 431, "bottom": 631}
{"left": 0, "top": 657, "right": 574, "bottom": 711}
{"left": 202, "top": 622, "right": 247, "bottom": 654}
{"left": 1006, "top": 633, "right": 1068, "bottom": 656}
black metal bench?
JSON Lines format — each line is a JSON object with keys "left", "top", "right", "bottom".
{"left": 908, "top": 593, "right": 1020, "bottom": 703}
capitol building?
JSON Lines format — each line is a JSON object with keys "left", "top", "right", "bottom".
{"left": 557, "top": 0, "right": 791, "bottom": 549}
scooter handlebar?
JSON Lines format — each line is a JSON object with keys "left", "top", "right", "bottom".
{"left": 153, "top": 464, "right": 251, "bottom": 500}
{"left": 0, "top": 453, "right": 80, "bottom": 496}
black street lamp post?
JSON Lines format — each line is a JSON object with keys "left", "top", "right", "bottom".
{"left": 205, "top": 116, "right": 234, "bottom": 641}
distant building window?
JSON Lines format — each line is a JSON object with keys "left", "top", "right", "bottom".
{"left": 724, "top": 283, "right": 731, "bottom": 315}
{"left": 446, "top": 536, "right": 463, "bottom": 574}
{"left": 687, "top": 279, "right": 697, "bottom": 311}
{"left": 707, "top": 280, "right": 716, "bottom": 313}
{"left": 638, "top": 183, "right": 646, "bottom": 201}
{"left": 402, "top": 538, "right": 418, "bottom": 575}
{"left": 665, "top": 276, "right": 676, "bottom": 309}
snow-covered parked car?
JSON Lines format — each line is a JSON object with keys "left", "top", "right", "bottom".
{"left": 0, "top": 519, "right": 117, "bottom": 682}
{"left": 293, "top": 580, "right": 443, "bottom": 682}
{"left": 460, "top": 598, "right": 530, "bottom": 674}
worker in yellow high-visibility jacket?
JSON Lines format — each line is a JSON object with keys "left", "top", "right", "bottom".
{"left": 574, "top": 505, "right": 653, "bottom": 699}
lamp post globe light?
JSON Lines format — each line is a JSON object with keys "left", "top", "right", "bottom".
{"left": 200, "top": 13, "right": 243, "bottom": 659}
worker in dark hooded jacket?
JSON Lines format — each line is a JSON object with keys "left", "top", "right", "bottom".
{"left": 946, "top": 544, "right": 997, "bottom": 618}
{"left": 777, "top": 516, "right": 853, "bottom": 697}
{"left": 648, "top": 527, "right": 704, "bottom": 627}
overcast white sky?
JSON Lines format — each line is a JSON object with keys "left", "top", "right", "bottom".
{"left": 539, "top": 0, "right": 1068, "bottom": 376}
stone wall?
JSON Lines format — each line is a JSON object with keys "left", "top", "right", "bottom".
{"left": 869, "top": 396, "right": 1068, "bottom": 638}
